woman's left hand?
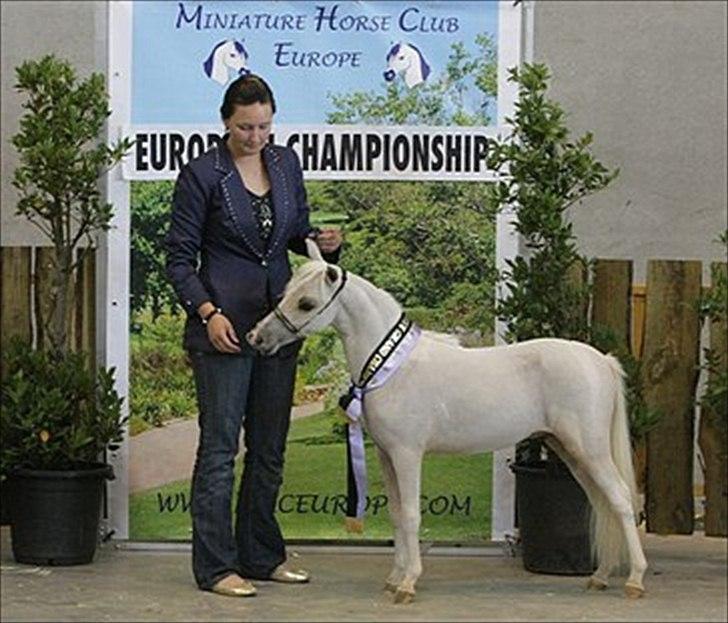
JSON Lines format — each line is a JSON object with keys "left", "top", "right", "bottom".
{"left": 315, "top": 227, "right": 343, "bottom": 254}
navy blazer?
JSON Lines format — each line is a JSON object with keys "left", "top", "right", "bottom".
{"left": 165, "top": 139, "right": 339, "bottom": 353}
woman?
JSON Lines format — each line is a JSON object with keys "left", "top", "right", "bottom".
{"left": 165, "top": 74, "right": 342, "bottom": 597}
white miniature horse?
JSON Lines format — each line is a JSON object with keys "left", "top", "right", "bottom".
{"left": 383, "top": 42, "right": 431, "bottom": 88}
{"left": 203, "top": 39, "right": 249, "bottom": 85}
{"left": 247, "top": 249, "right": 647, "bottom": 604}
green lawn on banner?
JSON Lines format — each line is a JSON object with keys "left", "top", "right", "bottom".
{"left": 129, "top": 412, "right": 492, "bottom": 542}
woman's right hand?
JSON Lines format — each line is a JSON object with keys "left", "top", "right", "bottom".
{"left": 206, "top": 313, "right": 241, "bottom": 353}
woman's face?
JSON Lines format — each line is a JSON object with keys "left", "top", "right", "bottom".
{"left": 225, "top": 102, "right": 273, "bottom": 157}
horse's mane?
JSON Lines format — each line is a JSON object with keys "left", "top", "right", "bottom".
{"left": 407, "top": 43, "right": 431, "bottom": 80}
{"left": 203, "top": 40, "right": 227, "bottom": 77}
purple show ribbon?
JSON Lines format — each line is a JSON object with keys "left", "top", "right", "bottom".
{"left": 345, "top": 324, "right": 422, "bottom": 519}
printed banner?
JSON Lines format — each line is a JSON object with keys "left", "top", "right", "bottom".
{"left": 126, "top": 0, "right": 513, "bottom": 543}
{"left": 123, "top": 124, "right": 505, "bottom": 181}
{"left": 127, "top": 0, "right": 501, "bottom": 180}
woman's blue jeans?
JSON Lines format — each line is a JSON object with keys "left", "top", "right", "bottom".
{"left": 189, "top": 345, "right": 299, "bottom": 589}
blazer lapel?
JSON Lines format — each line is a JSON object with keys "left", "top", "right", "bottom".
{"left": 262, "top": 145, "right": 292, "bottom": 259}
{"left": 215, "top": 140, "right": 266, "bottom": 260}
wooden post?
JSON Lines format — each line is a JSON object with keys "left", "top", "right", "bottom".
{"left": 592, "top": 259, "right": 632, "bottom": 351}
{"left": 0, "top": 247, "right": 33, "bottom": 349}
{"left": 698, "top": 262, "right": 727, "bottom": 536}
{"left": 591, "top": 260, "right": 646, "bottom": 489}
{"left": 643, "top": 260, "right": 702, "bottom": 534}
{"left": 75, "top": 249, "right": 96, "bottom": 360}
{"left": 34, "top": 247, "right": 53, "bottom": 351}
{"left": 631, "top": 285, "right": 647, "bottom": 360}
{"left": 566, "top": 257, "right": 589, "bottom": 335}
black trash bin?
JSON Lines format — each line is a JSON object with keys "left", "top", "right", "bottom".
{"left": 510, "top": 460, "right": 595, "bottom": 575}
{"left": 9, "top": 463, "right": 113, "bottom": 566}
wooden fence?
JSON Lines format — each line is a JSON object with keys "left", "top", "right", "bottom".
{"left": 1, "top": 247, "right": 726, "bottom": 536}
{"left": 1, "top": 247, "right": 96, "bottom": 356}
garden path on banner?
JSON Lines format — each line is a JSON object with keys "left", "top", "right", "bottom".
{"left": 129, "top": 401, "right": 324, "bottom": 493}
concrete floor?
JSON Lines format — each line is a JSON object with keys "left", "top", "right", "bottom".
{"left": 1, "top": 527, "right": 725, "bottom": 622}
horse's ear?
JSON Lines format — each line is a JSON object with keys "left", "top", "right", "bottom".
{"left": 386, "top": 42, "right": 401, "bottom": 61}
{"left": 234, "top": 40, "right": 247, "bottom": 58}
{"left": 305, "top": 238, "right": 324, "bottom": 261}
{"left": 326, "top": 266, "right": 339, "bottom": 284}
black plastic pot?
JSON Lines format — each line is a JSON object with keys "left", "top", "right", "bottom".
{"left": 510, "top": 460, "right": 595, "bottom": 575}
{"left": 9, "top": 463, "right": 113, "bottom": 566}
{"left": 1, "top": 478, "right": 15, "bottom": 525}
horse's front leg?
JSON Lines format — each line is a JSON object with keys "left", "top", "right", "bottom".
{"left": 375, "top": 447, "right": 405, "bottom": 593}
{"left": 388, "top": 447, "right": 424, "bottom": 604}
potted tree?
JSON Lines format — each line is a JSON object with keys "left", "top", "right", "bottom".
{"left": 487, "top": 63, "right": 619, "bottom": 574}
{"left": 0, "top": 54, "right": 131, "bottom": 565}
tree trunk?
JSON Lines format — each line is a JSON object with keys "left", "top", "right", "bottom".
{"left": 49, "top": 247, "right": 74, "bottom": 355}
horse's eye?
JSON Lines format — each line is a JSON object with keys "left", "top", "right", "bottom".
{"left": 298, "top": 298, "right": 315, "bottom": 312}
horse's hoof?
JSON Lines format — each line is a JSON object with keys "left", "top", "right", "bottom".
{"left": 586, "top": 576, "right": 608, "bottom": 591}
{"left": 383, "top": 581, "right": 397, "bottom": 594}
{"left": 624, "top": 583, "right": 645, "bottom": 599}
{"left": 393, "top": 588, "right": 415, "bottom": 604}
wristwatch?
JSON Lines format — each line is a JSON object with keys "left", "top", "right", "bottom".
{"left": 202, "top": 307, "right": 222, "bottom": 325}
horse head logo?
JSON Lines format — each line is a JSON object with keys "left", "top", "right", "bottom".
{"left": 383, "top": 42, "right": 431, "bottom": 88}
{"left": 203, "top": 40, "right": 250, "bottom": 85}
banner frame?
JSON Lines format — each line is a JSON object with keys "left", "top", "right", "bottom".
{"left": 104, "top": 0, "right": 524, "bottom": 543}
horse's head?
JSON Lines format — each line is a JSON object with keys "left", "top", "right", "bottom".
{"left": 383, "top": 42, "right": 430, "bottom": 86}
{"left": 247, "top": 241, "right": 346, "bottom": 355}
{"left": 203, "top": 40, "right": 249, "bottom": 85}
{"left": 383, "top": 43, "right": 407, "bottom": 81}
{"left": 225, "top": 40, "right": 249, "bottom": 73}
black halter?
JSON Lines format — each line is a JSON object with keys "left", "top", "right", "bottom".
{"left": 273, "top": 268, "right": 348, "bottom": 336}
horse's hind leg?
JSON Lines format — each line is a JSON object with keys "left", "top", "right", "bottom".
{"left": 375, "top": 447, "right": 405, "bottom": 593}
{"left": 550, "top": 431, "right": 647, "bottom": 597}
{"left": 545, "top": 437, "right": 611, "bottom": 589}
{"left": 387, "top": 447, "right": 424, "bottom": 604}
{"left": 583, "top": 459, "right": 647, "bottom": 597}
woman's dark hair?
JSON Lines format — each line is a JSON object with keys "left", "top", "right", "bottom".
{"left": 220, "top": 73, "right": 277, "bottom": 120}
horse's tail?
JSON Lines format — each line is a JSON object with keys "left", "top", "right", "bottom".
{"left": 591, "top": 354, "right": 640, "bottom": 573}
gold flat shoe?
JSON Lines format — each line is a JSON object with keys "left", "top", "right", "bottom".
{"left": 211, "top": 575, "right": 257, "bottom": 597}
{"left": 268, "top": 564, "right": 310, "bottom": 584}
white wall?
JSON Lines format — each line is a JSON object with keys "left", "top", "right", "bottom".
{"left": 532, "top": 0, "right": 727, "bottom": 282}
{"left": 1, "top": 0, "right": 107, "bottom": 246}
{"left": 3, "top": 1, "right": 725, "bottom": 267}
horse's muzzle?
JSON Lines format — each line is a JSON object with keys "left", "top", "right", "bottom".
{"left": 245, "top": 330, "right": 262, "bottom": 349}
{"left": 246, "top": 329, "right": 282, "bottom": 357}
